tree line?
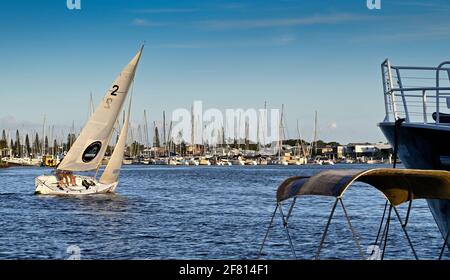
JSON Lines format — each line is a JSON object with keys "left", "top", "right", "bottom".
{"left": 0, "top": 129, "right": 76, "bottom": 158}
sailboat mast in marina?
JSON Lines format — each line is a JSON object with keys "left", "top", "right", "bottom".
{"left": 34, "top": 46, "right": 144, "bottom": 195}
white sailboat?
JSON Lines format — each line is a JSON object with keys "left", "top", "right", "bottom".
{"left": 34, "top": 46, "right": 143, "bottom": 195}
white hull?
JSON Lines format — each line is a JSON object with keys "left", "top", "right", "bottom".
{"left": 230, "top": 160, "right": 245, "bottom": 166}
{"left": 188, "top": 160, "right": 199, "bottom": 166}
{"left": 122, "top": 159, "right": 133, "bottom": 165}
{"left": 5, "top": 157, "right": 41, "bottom": 167}
{"left": 35, "top": 175, "right": 117, "bottom": 196}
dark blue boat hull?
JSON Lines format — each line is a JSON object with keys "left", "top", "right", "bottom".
{"left": 379, "top": 122, "right": 450, "bottom": 241}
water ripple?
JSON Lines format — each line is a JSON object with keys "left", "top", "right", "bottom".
{"left": 0, "top": 165, "right": 447, "bottom": 259}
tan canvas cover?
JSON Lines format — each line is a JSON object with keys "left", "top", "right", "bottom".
{"left": 276, "top": 168, "right": 450, "bottom": 206}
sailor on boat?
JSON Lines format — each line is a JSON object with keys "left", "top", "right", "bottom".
{"left": 34, "top": 46, "right": 144, "bottom": 195}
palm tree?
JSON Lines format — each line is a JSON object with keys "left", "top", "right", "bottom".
{"left": 25, "top": 134, "right": 31, "bottom": 157}
{"left": 15, "top": 130, "right": 21, "bottom": 157}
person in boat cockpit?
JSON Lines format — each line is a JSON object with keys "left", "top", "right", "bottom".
{"left": 65, "top": 171, "right": 77, "bottom": 187}
{"left": 55, "top": 170, "right": 76, "bottom": 188}
{"left": 56, "top": 170, "right": 67, "bottom": 189}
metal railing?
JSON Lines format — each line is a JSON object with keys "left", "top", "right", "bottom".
{"left": 382, "top": 59, "right": 450, "bottom": 124}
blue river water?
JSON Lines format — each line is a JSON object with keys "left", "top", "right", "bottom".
{"left": 0, "top": 164, "right": 447, "bottom": 260}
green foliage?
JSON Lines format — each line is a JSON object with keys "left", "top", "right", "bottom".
{"left": 0, "top": 139, "right": 7, "bottom": 150}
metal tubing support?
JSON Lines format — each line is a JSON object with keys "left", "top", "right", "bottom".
{"left": 278, "top": 204, "right": 297, "bottom": 259}
{"left": 373, "top": 201, "right": 388, "bottom": 250}
{"left": 403, "top": 194, "right": 413, "bottom": 228}
{"left": 381, "top": 61, "right": 390, "bottom": 121}
{"left": 381, "top": 205, "right": 392, "bottom": 260}
{"left": 257, "top": 204, "right": 279, "bottom": 258}
{"left": 422, "top": 90, "right": 428, "bottom": 123}
{"left": 315, "top": 198, "right": 339, "bottom": 260}
{"left": 285, "top": 197, "right": 297, "bottom": 224}
{"left": 435, "top": 62, "right": 450, "bottom": 124}
{"left": 379, "top": 212, "right": 390, "bottom": 248}
{"left": 393, "top": 206, "right": 418, "bottom": 260}
{"left": 396, "top": 68, "right": 410, "bottom": 122}
{"left": 339, "top": 198, "right": 365, "bottom": 259}
{"left": 439, "top": 227, "right": 450, "bottom": 260}
{"left": 386, "top": 60, "right": 399, "bottom": 119}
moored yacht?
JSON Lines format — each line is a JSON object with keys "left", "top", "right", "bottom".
{"left": 378, "top": 59, "right": 450, "bottom": 240}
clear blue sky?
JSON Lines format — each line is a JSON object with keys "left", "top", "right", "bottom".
{"left": 1, "top": 0, "right": 450, "bottom": 144}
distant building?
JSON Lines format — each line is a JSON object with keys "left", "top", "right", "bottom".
{"left": 335, "top": 146, "right": 345, "bottom": 159}
{"left": 345, "top": 143, "right": 375, "bottom": 159}
{"left": 345, "top": 143, "right": 392, "bottom": 160}
{"left": 321, "top": 145, "right": 345, "bottom": 160}
{"left": 1, "top": 148, "right": 10, "bottom": 159}
{"left": 320, "top": 146, "right": 333, "bottom": 154}
{"left": 374, "top": 143, "right": 392, "bottom": 152}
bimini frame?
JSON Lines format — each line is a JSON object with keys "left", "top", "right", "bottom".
{"left": 258, "top": 168, "right": 450, "bottom": 260}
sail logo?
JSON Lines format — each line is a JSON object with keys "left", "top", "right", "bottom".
{"left": 367, "top": 0, "right": 381, "bottom": 10}
{"left": 66, "top": 0, "right": 81, "bottom": 10}
{"left": 82, "top": 141, "right": 102, "bottom": 163}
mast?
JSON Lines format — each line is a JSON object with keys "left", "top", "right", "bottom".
{"left": 264, "top": 101, "right": 267, "bottom": 147}
{"left": 163, "top": 111, "right": 166, "bottom": 156}
{"left": 238, "top": 112, "right": 242, "bottom": 152}
{"left": 296, "top": 120, "right": 306, "bottom": 158}
{"left": 130, "top": 125, "right": 135, "bottom": 157}
{"left": 137, "top": 124, "right": 142, "bottom": 158}
{"left": 261, "top": 101, "right": 267, "bottom": 153}
{"left": 256, "top": 108, "right": 260, "bottom": 152}
{"left": 41, "top": 115, "right": 46, "bottom": 157}
{"left": 50, "top": 125, "right": 54, "bottom": 156}
{"left": 144, "top": 109, "right": 150, "bottom": 150}
{"left": 245, "top": 120, "right": 249, "bottom": 151}
{"left": 313, "top": 110, "right": 318, "bottom": 156}
{"left": 167, "top": 121, "right": 173, "bottom": 158}
{"left": 278, "top": 104, "right": 284, "bottom": 161}
{"left": 201, "top": 119, "right": 205, "bottom": 156}
{"left": 191, "top": 104, "right": 195, "bottom": 156}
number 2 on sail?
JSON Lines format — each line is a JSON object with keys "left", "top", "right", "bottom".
{"left": 105, "top": 85, "right": 119, "bottom": 108}
{"left": 111, "top": 85, "right": 119, "bottom": 96}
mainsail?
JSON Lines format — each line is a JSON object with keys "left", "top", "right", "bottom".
{"left": 58, "top": 46, "right": 143, "bottom": 171}
{"left": 99, "top": 98, "right": 131, "bottom": 184}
